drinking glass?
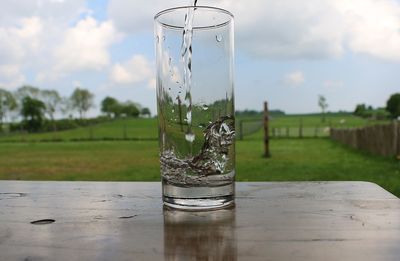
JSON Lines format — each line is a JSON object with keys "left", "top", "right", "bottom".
{"left": 154, "top": 6, "right": 235, "bottom": 210}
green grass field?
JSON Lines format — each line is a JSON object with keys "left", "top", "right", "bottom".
{"left": 0, "top": 118, "right": 158, "bottom": 142}
{"left": 0, "top": 114, "right": 387, "bottom": 142}
{"left": 0, "top": 138, "right": 399, "bottom": 196}
{"left": 0, "top": 116, "right": 398, "bottom": 197}
{"left": 242, "top": 114, "right": 388, "bottom": 139}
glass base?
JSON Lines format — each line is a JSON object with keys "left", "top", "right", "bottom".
{"left": 162, "top": 182, "right": 235, "bottom": 210}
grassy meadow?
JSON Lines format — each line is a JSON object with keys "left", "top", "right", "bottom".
{"left": 0, "top": 114, "right": 398, "bottom": 196}
{"left": 0, "top": 113, "right": 386, "bottom": 142}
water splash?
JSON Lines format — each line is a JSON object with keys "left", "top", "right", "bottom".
{"left": 160, "top": 116, "right": 235, "bottom": 185}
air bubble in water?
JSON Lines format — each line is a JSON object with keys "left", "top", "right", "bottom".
{"left": 216, "top": 34, "right": 222, "bottom": 42}
{"left": 185, "top": 132, "right": 195, "bottom": 142}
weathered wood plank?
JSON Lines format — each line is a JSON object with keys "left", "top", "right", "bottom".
{"left": 0, "top": 181, "right": 399, "bottom": 260}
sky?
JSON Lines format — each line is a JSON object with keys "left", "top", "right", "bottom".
{"left": 0, "top": 0, "right": 399, "bottom": 115}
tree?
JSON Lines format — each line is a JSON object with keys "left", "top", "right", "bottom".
{"left": 70, "top": 88, "right": 94, "bottom": 119}
{"left": 40, "top": 89, "right": 62, "bottom": 131}
{"left": 140, "top": 107, "right": 151, "bottom": 118}
{"left": 21, "top": 96, "right": 46, "bottom": 132}
{"left": 386, "top": 93, "right": 400, "bottom": 119}
{"left": 15, "top": 85, "right": 40, "bottom": 101}
{"left": 121, "top": 102, "right": 140, "bottom": 118}
{"left": 60, "top": 97, "right": 72, "bottom": 117}
{"left": 0, "top": 89, "right": 17, "bottom": 129}
{"left": 101, "top": 96, "right": 119, "bottom": 117}
{"left": 354, "top": 104, "right": 366, "bottom": 116}
{"left": 318, "top": 95, "right": 328, "bottom": 122}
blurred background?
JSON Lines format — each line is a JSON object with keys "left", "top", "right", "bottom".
{"left": 0, "top": 1, "right": 399, "bottom": 195}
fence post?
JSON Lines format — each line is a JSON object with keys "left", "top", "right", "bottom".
{"left": 299, "top": 118, "right": 303, "bottom": 138}
{"left": 395, "top": 121, "right": 400, "bottom": 160}
{"left": 263, "top": 101, "right": 270, "bottom": 157}
{"left": 286, "top": 126, "right": 289, "bottom": 138}
{"left": 123, "top": 124, "right": 127, "bottom": 140}
{"left": 314, "top": 126, "right": 318, "bottom": 138}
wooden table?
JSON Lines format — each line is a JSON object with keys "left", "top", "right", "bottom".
{"left": 0, "top": 181, "right": 399, "bottom": 260}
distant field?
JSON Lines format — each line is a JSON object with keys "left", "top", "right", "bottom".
{"left": 0, "top": 118, "right": 158, "bottom": 142}
{"left": 242, "top": 114, "right": 388, "bottom": 139}
{"left": 0, "top": 114, "right": 388, "bottom": 142}
{"left": 0, "top": 138, "right": 399, "bottom": 197}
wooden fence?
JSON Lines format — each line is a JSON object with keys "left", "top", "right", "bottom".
{"left": 330, "top": 122, "right": 400, "bottom": 158}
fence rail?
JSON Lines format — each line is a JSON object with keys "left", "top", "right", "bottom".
{"left": 236, "top": 119, "right": 331, "bottom": 140}
{"left": 330, "top": 122, "right": 400, "bottom": 158}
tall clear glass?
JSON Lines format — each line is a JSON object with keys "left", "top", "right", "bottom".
{"left": 155, "top": 6, "right": 235, "bottom": 210}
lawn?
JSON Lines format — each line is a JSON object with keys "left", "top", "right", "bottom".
{"left": 0, "top": 118, "right": 158, "bottom": 142}
{"left": 0, "top": 114, "right": 388, "bottom": 142}
{"left": 243, "top": 114, "right": 389, "bottom": 139}
{"left": 0, "top": 138, "right": 399, "bottom": 196}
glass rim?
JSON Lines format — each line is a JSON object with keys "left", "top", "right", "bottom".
{"left": 154, "top": 5, "right": 234, "bottom": 30}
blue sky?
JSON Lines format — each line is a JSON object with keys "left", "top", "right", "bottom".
{"left": 0, "top": 0, "right": 399, "bottom": 116}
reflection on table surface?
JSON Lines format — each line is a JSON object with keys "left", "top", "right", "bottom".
{"left": 163, "top": 206, "right": 237, "bottom": 260}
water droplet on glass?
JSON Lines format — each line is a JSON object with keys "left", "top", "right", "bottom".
{"left": 156, "top": 35, "right": 159, "bottom": 43}
{"left": 168, "top": 87, "right": 171, "bottom": 91}
{"left": 168, "top": 57, "right": 172, "bottom": 65}
{"left": 162, "top": 36, "right": 166, "bottom": 41}
{"left": 172, "top": 109, "right": 175, "bottom": 113}
{"left": 176, "top": 81, "right": 179, "bottom": 84}
{"left": 216, "top": 34, "right": 222, "bottom": 42}
{"left": 185, "top": 132, "right": 195, "bottom": 143}
{"left": 202, "top": 104, "right": 208, "bottom": 110}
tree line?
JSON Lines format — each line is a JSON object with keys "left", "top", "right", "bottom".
{"left": 0, "top": 86, "right": 151, "bottom": 133}
{"left": 354, "top": 93, "right": 400, "bottom": 120}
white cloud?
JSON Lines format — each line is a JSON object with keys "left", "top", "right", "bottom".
{"left": 0, "top": 0, "right": 87, "bottom": 24}
{"left": 72, "top": 80, "right": 82, "bottom": 87}
{"left": 54, "top": 17, "right": 121, "bottom": 74}
{"left": 324, "top": 80, "right": 343, "bottom": 89}
{"left": 0, "top": 16, "right": 43, "bottom": 63}
{"left": 0, "top": 64, "right": 25, "bottom": 90}
{"left": 0, "top": 1, "right": 97, "bottom": 89}
{"left": 108, "top": 0, "right": 400, "bottom": 62}
{"left": 110, "top": 55, "right": 153, "bottom": 85}
{"left": 147, "top": 78, "right": 156, "bottom": 89}
{"left": 284, "top": 71, "right": 305, "bottom": 86}
{"left": 333, "top": 0, "right": 400, "bottom": 61}
{"left": 0, "top": 16, "right": 44, "bottom": 89}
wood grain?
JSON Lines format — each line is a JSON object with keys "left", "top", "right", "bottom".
{"left": 0, "top": 181, "right": 399, "bottom": 260}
